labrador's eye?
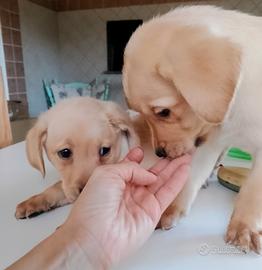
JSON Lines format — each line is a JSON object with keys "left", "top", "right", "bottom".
{"left": 99, "top": 147, "right": 111, "bottom": 157}
{"left": 57, "top": 148, "right": 72, "bottom": 159}
{"left": 156, "top": 108, "right": 170, "bottom": 118}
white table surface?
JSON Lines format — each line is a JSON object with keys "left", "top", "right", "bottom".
{"left": 1, "top": 142, "right": 261, "bottom": 269}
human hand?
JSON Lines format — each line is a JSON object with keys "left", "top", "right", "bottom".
{"left": 62, "top": 147, "right": 191, "bottom": 269}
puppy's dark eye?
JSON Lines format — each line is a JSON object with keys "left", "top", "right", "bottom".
{"left": 99, "top": 147, "right": 111, "bottom": 157}
{"left": 157, "top": 109, "right": 170, "bottom": 118}
{"left": 57, "top": 148, "right": 72, "bottom": 159}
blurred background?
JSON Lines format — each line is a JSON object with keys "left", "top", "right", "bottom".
{"left": 0, "top": 0, "right": 261, "bottom": 144}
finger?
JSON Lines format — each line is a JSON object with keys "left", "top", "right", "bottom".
{"left": 116, "top": 162, "right": 157, "bottom": 186}
{"left": 147, "top": 154, "right": 191, "bottom": 194}
{"left": 148, "top": 158, "right": 170, "bottom": 175}
{"left": 159, "top": 154, "right": 191, "bottom": 180}
{"left": 155, "top": 164, "right": 190, "bottom": 212}
{"left": 122, "top": 147, "right": 144, "bottom": 164}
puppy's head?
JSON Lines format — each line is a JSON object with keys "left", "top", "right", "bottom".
{"left": 26, "top": 97, "right": 139, "bottom": 201}
{"left": 123, "top": 21, "right": 241, "bottom": 158}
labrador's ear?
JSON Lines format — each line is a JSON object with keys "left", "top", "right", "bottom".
{"left": 158, "top": 26, "right": 241, "bottom": 124}
{"left": 26, "top": 114, "right": 48, "bottom": 177}
{"left": 105, "top": 102, "right": 140, "bottom": 148}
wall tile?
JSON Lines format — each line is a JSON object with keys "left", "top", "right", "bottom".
{"left": 3, "top": 45, "right": 14, "bottom": 61}
{"left": 6, "top": 62, "right": 16, "bottom": 77}
{"left": 2, "top": 27, "right": 12, "bottom": 44}
{"left": 13, "top": 46, "right": 23, "bottom": 61}
{"left": 15, "top": 62, "right": 24, "bottom": 77}
{"left": 12, "top": 30, "right": 22, "bottom": 45}
{"left": 7, "top": 78, "right": 17, "bottom": 93}
{"left": 0, "top": 9, "right": 10, "bottom": 27}
{"left": 11, "top": 13, "right": 20, "bottom": 29}
{"left": 16, "top": 78, "right": 26, "bottom": 92}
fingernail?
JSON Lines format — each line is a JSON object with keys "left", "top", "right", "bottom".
{"left": 130, "top": 146, "right": 143, "bottom": 152}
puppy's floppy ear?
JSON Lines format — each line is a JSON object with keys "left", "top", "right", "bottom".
{"left": 158, "top": 26, "right": 241, "bottom": 124}
{"left": 105, "top": 102, "right": 140, "bottom": 148}
{"left": 26, "top": 114, "right": 48, "bottom": 177}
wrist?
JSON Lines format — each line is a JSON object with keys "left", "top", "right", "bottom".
{"left": 61, "top": 222, "right": 112, "bottom": 270}
{"left": 7, "top": 223, "right": 96, "bottom": 270}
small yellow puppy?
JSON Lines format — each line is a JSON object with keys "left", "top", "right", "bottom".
{"left": 15, "top": 97, "right": 157, "bottom": 219}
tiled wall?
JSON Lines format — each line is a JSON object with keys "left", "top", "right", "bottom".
{"left": 19, "top": 0, "right": 262, "bottom": 116}
{"left": 0, "top": 0, "right": 28, "bottom": 118}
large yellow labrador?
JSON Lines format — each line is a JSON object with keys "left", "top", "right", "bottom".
{"left": 123, "top": 5, "right": 262, "bottom": 253}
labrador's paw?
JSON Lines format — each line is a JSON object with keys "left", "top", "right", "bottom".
{"left": 15, "top": 195, "right": 51, "bottom": 219}
{"left": 157, "top": 187, "right": 194, "bottom": 230}
{"left": 158, "top": 203, "right": 186, "bottom": 230}
{"left": 225, "top": 219, "right": 262, "bottom": 254}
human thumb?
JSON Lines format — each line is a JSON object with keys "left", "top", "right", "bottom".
{"left": 122, "top": 147, "right": 144, "bottom": 164}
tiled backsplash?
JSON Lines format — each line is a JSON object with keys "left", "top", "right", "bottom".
{"left": 0, "top": 0, "right": 28, "bottom": 118}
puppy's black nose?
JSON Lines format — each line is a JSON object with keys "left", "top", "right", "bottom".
{"left": 194, "top": 136, "right": 204, "bottom": 147}
{"left": 155, "top": 147, "right": 167, "bottom": 158}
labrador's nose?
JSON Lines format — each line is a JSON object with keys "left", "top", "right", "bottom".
{"left": 155, "top": 147, "right": 167, "bottom": 158}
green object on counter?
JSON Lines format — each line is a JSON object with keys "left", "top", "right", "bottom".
{"left": 227, "top": 147, "right": 252, "bottom": 161}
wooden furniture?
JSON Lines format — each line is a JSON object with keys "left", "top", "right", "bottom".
{"left": 0, "top": 68, "right": 12, "bottom": 148}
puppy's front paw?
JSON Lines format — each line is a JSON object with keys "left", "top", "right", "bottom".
{"left": 15, "top": 195, "right": 51, "bottom": 219}
{"left": 158, "top": 203, "right": 186, "bottom": 230}
{"left": 226, "top": 219, "right": 262, "bottom": 254}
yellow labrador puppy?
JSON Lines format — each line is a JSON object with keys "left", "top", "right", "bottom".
{"left": 123, "top": 5, "right": 262, "bottom": 253}
{"left": 15, "top": 97, "right": 157, "bottom": 219}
